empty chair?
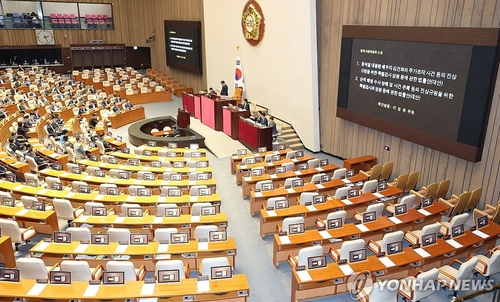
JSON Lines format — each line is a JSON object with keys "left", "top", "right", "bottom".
{"left": 106, "top": 261, "right": 146, "bottom": 281}
{"left": 360, "top": 164, "right": 383, "bottom": 181}
{"left": 440, "top": 191, "right": 471, "bottom": 216}
{"left": 434, "top": 179, "right": 451, "bottom": 200}
{"left": 310, "top": 173, "right": 326, "bottom": 184}
{"left": 25, "top": 156, "right": 40, "bottom": 173}
{"left": 190, "top": 185, "right": 208, "bottom": 196}
{"left": 361, "top": 179, "right": 378, "bottom": 193}
{"left": 191, "top": 203, "right": 213, "bottom": 216}
{"left": 287, "top": 245, "right": 323, "bottom": 268}
{"left": 405, "top": 171, "right": 420, "bottom": 193}
{"left": 17, "top": 258, "right": 54, "bottom": 280}
{"left": 334, "top": 187, "right": 350, "bottom": 199}
{"left": 241, "top": 156, "right": 256, "bottom": 165}
{"left": 66, "top": 227, "right": 91, "bottom": 241}
{"left": 161, "top": 160, "right": 172, "bottom": 168}
{"left": 158, "top": 149, "right": 168, "bottom": 157}
{"left": 128, "top": 158, "right": 142, "bottom": 166}
{"left": 478, "top": 200, "right": 500, "bottom": 224}
{"left": 108, "top": 228, "right": 131, "bottom": 242}
{"left": 109, "top": 169, "right": 124, "bottom": 178}
{"left": 154, "top": 228, "right": 179, "bottom": 242}
{"left": 86, "top": 166, "right": 101, "bottom": 176}
{"left": 464, "top": 187, "right": 483, "bottom": 213}
{"left": 386, "top": 194, "right": 416, "bottom": 214}
{"left": 60, "top": 260, "right": 103, "bottom": 281}
{"left": 137, "top": 171, "right": 155, "bottom": 180}
{"left": 0, "top": 218, "right": 37, "bottom": 254}
{"left": 99, "top": 183, "right": 119, "bottom": 194}
{"left": 285, "top": 151, "right": 296, "bottom": 159}
{"left": 66, "top": 147, "right": 77, "bottom": 162}
{"left": 20, "top": 196, "right": 38, "bottom": 208}
{"left": 398, "top": 268, "right": 440, "bottom": 302}
{"left": 474, "top": 249, "right": 500, "bottom": 282}
{"left": 84, "top": 201, "right": 109, "bottom": 213}
{"left": 157, "top": 203, "right": 179, "bottom": 215}
{"left": 95, "top": 141, "right": 106, "bottom": 155}
{"left": 52, "top": 198, "right": 84, "bottom": 224}
{"left": 379, "top": 161, "right": 394, "bottom": 181}
{"left": 160, "top": 186, "right": 179, "bottom": 197}
{"left": 307, "top": 159, "right": 320, "bottom": 169}
{"left": 330, "top": 238, "right": 365, "bottom": 262}
{"left": 316, "top": 210, "right": 347, "bottom": 229}
{"left": 121, "top": 203, "right": 142, "bottom": 214}
{"left": 353, "top": 203, "right": 385, "bottom": 221}
{"left": 266, "top": 197, "right": 288, "bottom": 210}
{"left": 281, "top": 162, "right": 295, "bottom": 172}
{"left": 255, "top": 180, "right": 273, "bottom": 191}
{"left": 71, "top": 180, "right": 89, "bottom": 192}
{"left": 278, "top": 217, "right": 305, "bottom": 234}
{"left": 437, "top": 256, "right": 479, "bottom": 298}
{"left": 45, "top": 176, "right": 62, "bottom": 189}
{"left": 156, "top": 260, "right": 189, "bottom": 280}
{"left": 367, "top": 230, "right": 404, "bottom": 254}
{"left": 332, "top": 168, "right": 347, "bottom": 179}
{"left": 283, "top": 177, "right": 301, "bottom": 188}
{"left": 24, "top": 172, "right": 39, "bottom": 187}
{"left": 298, "top": 192, "right": 318, "bottom": 205}
{"left": 389, "top": 173, "right": 409, "bottom": 190}
{"left": 200, "top": 257, "right": 230, "bottom": 277}
{"left": 404, "top": 222, "right": 441, "bottom": 246}
{"left": 250, "top": 166, "right": 265, "bottom": 176}
{"left": 411, "top": 182, "right": 439, "bottom": 204}
{"left": 440, "top": 213, "right": 469, "bottom": 236}
{"left": 128, "top": 185, "right": 146, "bottom": 196}
{"left": 194, "top": 225, "right": 218, "bottom": 240}
{"left": 355, "top": 279, "right": 399, "bottom": 302}
{"left": 134, "top": 148, "right": 144, "bottom": 155}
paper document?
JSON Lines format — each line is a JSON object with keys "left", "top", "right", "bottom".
{"left": 266, "top": 210, "right": 277, "bottom": 217}
{"left": 379, "top": 257, "right": 396, "bottom": 267}
{"left": 315, "top": 184, "right": 325, "bottom": 189}
{"left": 27, "top": 283, "right": 47, "bottom": 296}
{"left": 16, "top": 209, "right": 29, "bottom": 215}
{"left": 83, "top": 284, "right": 100, "bottom": 297}
{"left": 198, "top": 242, "right": 209, "bottom": 250}
{"left": 339, "top": 264, "right": 354, "bottom": 276}
{"left": 414, "top": 248, "right": 431, "bottom": 258}
{"left": 74, "top": 244, "right": 89, "bottom": 253}
{"left": 472, "top": 230, "right": 489, "bottom": 239}
{"left": 341, "top": 199, "right": 353, "bottom": 205}
{"left": 114, "top": 244, "right": 128, "bottom": 254}
{"left": 319, "top": 230, "right": 332, "bottom": 239}
{"left": 355, "top": 224, "right": 370, "bottom": 232}
{"left": 341, "top": 179, "right": 352, "bottom": 184}
{"left": 140, "top": 283, "right": 156, "bottom": 296}
{"left": 296, "top": 270, "right": 312, "bottom": 282}
{"left": 373, "top": 192, "right": 385, "bottom": 198}
{"left": 157, "top": 244, "right": 169, "bottom": 253}
{"left": 279, "top": 235, "right": 291, "bottom": 244}
{"left": 306, "top": 205, "right": 317, "bottom": 212}
{"left": 388, "top": 217, "right": 402, "bottom": 224}
{"left": 191, "top": 216, "right": 200, "bottom": 222}
{"left": 286, "top": 188, "right": 296, "bottom": 194}
{"left": 254, "top": 192, "right": 263, "bottom": 197}
{"left": 197, "top": 280, "right": 210, "bottom": 292}
{"left": 417, "top": 209, "right": 431, "bottom": 216}
{"left": 114, "top": 216, "right": 126, "bottom": 223}
{"left": 445, "top": 239, "right": 463, "bottom": 249}
{"left": 35, "top": 241, "right": 50, "bottom": 251}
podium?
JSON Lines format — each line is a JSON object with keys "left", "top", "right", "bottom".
{"left": 182, "top": 92, "right": 195, "bottom": 115}
{"left": 177, "top": 108, "right": 190, "bottom": 128}
{"left": 238, "top": 118, "right": 273, "bottom": 151}
{"left": 201, "top": 95, "right": 236, "bottom": 131}
{"left": 223, "top": 107, "right": 251, "bottom": 139}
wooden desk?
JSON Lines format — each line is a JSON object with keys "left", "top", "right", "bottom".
{"left": 0, "top": 205, "right": 59, "bottom": 234}
{"left": 0, "top": 236, "right": 16, "bottom": 268}
{"left": 200, "top": 95, "right": 236, "bottom": 131}
{"left": 28, "top": 139, "right": 69, "bottom": 170}
{"left": 343, "top": 155, "right": 377, "bottom": 174}
{"left": 0, "top": 276, "right": 249, "bottom": 302}
{"left": 238, "top": 118, "right": 273, "bottom": 152}
{"left": 30, "top": 238, "right": 237, "bottom": 271}
{"left": 0, "top": 152, "right": 30, "bottom": 177}
{"left": 223, "top": 107, "right": 251, "bottom": 139}
{"left": 73, "top": 212, "right": 228, "bottom": 238}
{"left": 109, "top": 107, "right": 146, "bottom": 129}
{"left": 151, "top": 129, "right": 173, "bottom": 136}
{"left": 118, "top": 90, "right": 172, "bottom": 105}
{"left": 230, "top": 148, "right": 293, "bottom": 174}
{"left": 107, "top": 151, "right": 210, "bottom": 163}
{"left": 78, "top": 159, "right": 212, "bottom": 174}
{"left": 290, "top": 222, "right": 500, "bottom": 301}
{"left": 138, "top": 145, "right": 208, "bottom": 156}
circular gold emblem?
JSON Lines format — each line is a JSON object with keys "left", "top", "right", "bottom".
{"left": 241, "top": 0, "right": 265, "bottom": 46}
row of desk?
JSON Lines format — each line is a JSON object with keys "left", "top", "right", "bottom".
{"left": 108, "top": 106, "right": 146, "bottom": 129}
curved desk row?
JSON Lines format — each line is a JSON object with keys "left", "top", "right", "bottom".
{"left": 77, "top": 159, "right": 211, "bottom": 174}
{"left": 107, "top": 151, "right": 210, "bottom": 163}
{"left": 230, "top": 148, "right": 293, "bottom": 174}
{"left": 0, "top": 204, "right": 59, "bottom": 234}
{"left": 109, "top": 107, "right": 146, "bottom": 129}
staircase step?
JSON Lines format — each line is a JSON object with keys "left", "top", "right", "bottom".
{"left": 284, "top": 137, "right": 301, "bottom": 144}
{"left": 281, "top": 133, "right": 299, "bottom": 139}
{"left": 282, "top": 129, "right": 295, "bottom": 135}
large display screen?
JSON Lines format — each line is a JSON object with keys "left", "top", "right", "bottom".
{"left": 337, "top": 26, "right": 500, "bottom": 162}
{"left": 164, "top": 20, "right": 202, "bottom": 74}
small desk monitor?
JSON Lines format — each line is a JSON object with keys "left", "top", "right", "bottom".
{"left": 91, "top": 233, "right": 109, "bottom": 244}
{"left": 5, "top": 173, "right": 16, "bottom": 183}
{"left": 295, "top": 150, "right": 304, "bottom": 158}
{"left": 196, "top": 161, "right": 208, "bottom": 168}
{"left": 237, "top": 149, "right": 247, "bottom": 156}
{"left": 451, "top": 224, "right": 465, "bottom": 238}
{"left": 143, "top": 150, "right": 152, "bottom": 156}
{"left": 106, "top": 187, "right": 119, "bottom": 195}
{"left": 170, "top": 173, "right": 182, "bottom": 181}
{"left": 349, "top": 249, "right": 367, "bottom": 263}
{"left": 32, "top": 201, "right": 46, "bottom": 211}
{"left": 209, "top": 230, "right": 227, "bottom": 242}
{"left": 147, "top": 141, "right": 156, "bottom": 147}
{"left": 258, "top": 147, "right": 267, "bottom": 153}
{"left": 308, "top": 255, "right": 327, "bottom": 269}
{"left": 158, "top": 269, "right": 180, "bottom": 283}
{"left": 170, "top": 232, "right": 189, "bottom": 244}
{"left": 143, "top": 173, "right": 155, "bottom": 181}
{"left": 298, "top": 163, "right": 308, "bottom": 170}
{"left": 121, "top": 148, "right": 130, "bottom": 154}
{"left": 277, "top": 144, "right": 286, "bottom": 150}
{"left": 151, "top": 160, "right": 161, "bottom": 168}
{"left": 103, "top": 271, "right": 124, "bottom": 285}
{"left": 0, "top": 268, "right": 20, "bottom": 282}
{"left": 321, "top": 175, "right": 331, "bottom": 183}
{"left": 197, "top": 173, "right": 209, "bottom": 180}
{"left": 246, "top": 157, "right": 256, "bottom": 165}
{"left": 108, "top": 158, "right": 118, "bottom": 164}
{"left": 387, "top": 241, "right": 403, "bottom": 255}
{"left": 127, "top": 207, "right": 144, "bottom": 217}
{"left": 292, "top": 179, "right": 304, "bottom": 188}
{"left": 348, "top": 188, "right": 360, "bottom": 198}
{"left": 118, "top": 171, "right": 130, "bottom": 179}
{"left": 108, "top": 132, "right": 112, "bottom": 137}
{"left": 190, "top": 143, "right": 199, "bottom": 150}
{"left": 130, "top": 233, "right": 148, "bottom": 245}
{"left": 346, "top": 170, "right": 355, "bottom": 177}
{"left": 89, "top": 142, "right": 96, "bottom": 148}
{"left": 53, "top": 163, "right": 62, "bottom": 171}
{"left": 71, "top": 166, "right": 82, "bottom": 174}
{"left": 313, "top": 194, "right": 326, "bottom": 204}
{"left": 327, "top": 218, "right": 343, "bottom": 229}
{"left": 422, "top": 233, "right": 437, "bottom": 246}
{"left": 167, "top": 152, "right": 176, "bottom": 158}
{"left": 251, "top": 169, "right": 262, "bottom": 177}
{"left": 272, "top": 155, "right": 280, "bottom": 162}
{"left": 128, "top": 159, "right": 140, "bottom": 166}
{"left": 56, "top": 148, "right": 63, "bottom": 155}
{"left": 421, "top": 197, "right": 433, "bottom": 208}
{"left": 378, "top": 181, "right": 388, "bottom": 191}
{"left": 88, "top": 155, "right": 99, "bottom": 162}
{"left": 320, "top": 159, "right": 329, "bottom": 166}
{"left": 50, "top": 271, "right": 71, "bottom": 284}
{"left": 2, "top": 197, "right": 15, "bottom": 207}
{"left": 167, "top": 188, "right": 182, "bottom": 197}
{"left": 394, "top": 204, "right": 407, "bottom": 216}
{"left": 211, "top": 265, "right": 232, "bottom": 280}
{"left": 191, "top": 152, "right": 201, "bottom": 158}
{"left": 201, "top": 206, "right": 216, "bottom": 216}
{"left": 47, "top": 144, "right": 52, "bottom": 151}
{"left": 117, "top": 136, "right": 122, "bottom": 142}
{"left": 137, "top": 188, "right": 151, "bottom": 197}
{"left": 262, "top": 182, "right": 274, "bottom": 191}
{"left": 173, "top": 162, "right": 184, "bottom": 168}
{"left": 92, "top": 206, "right": 107, "bottom": 216}
{"left": 198, "top": 187, "right": 212, "bottom": 196}
{"left": 476, "top": 215, "right": 489, "bottom": 229}
{"left": 275, "top": 198, "right": 289, "bottom": 209}
{"left": 362, "top": 211, "right": 376, "bottom": 223}
{"left": 275, "top": 166, "right": 286, "bottom": 174}
{"left": 288, "top": 222, "right": 305, "bottom": 235}
{"left": 95, "top": 170, "right": 106, "bottom": 177}
{"left": 165, "top": 207, "right": 181, "bottom": 217}
{"left": 54, "top": 231, "right": 72, "bottom": 243}
{"left": 168, "top": 142, "right": 177, "bottom": 149}
{"left": 78, "top": 185, "right": 91, "bottom": 194}
{"left": 51, "top": 182, "right": 63, "bottom": 191}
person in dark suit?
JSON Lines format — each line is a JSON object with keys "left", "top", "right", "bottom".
{"left": 239, "top": 98, "right": 250, "bottom": 111}
{"left": 78, "top": 104, "right": 87, "bottom": 115}
{"left": 123, "top": 99, "right": 134, "bottom": 110}
{"left": 257, "top": 111, "right": 268, "bottom": 126}
{"left": 111, "top": 103, "right": 121, "bottom": 114}
{"left": 220, "top": 80, "right": 228, "bottom": 96}
{"left": 89, "top": 113, "right": 100, "bottom": 129}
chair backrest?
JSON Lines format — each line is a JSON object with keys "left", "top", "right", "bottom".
{"left": 339, "top": 239, "right": 365, "bottom": 261}
{"left": 60, "top": 260, "right": 92, "bottom": 281}
{"left": 190, "top": 185, "right": 208, "bottom": 196}
{"left": 241, "top": 156, "right": 255, "bottom": 165}
{"left": 121, "top": 203, "right": 141, "bottom": 213}
{"left": 447, "top": 213, "right": 469, "bottom": 233}
{"left": 399, "top": 194, "right": 416, "bottom": 209}
{"left": 464, "top": 187, "right": 483, "bottom": 212}
{"left": 106, "top": 261, "right": 137, "bottom": 281}
{"left": 45, "top": 176, "right": 61, "bottom": 188}
{"left": 156, "top": 260, "right": 186, "bottom": 279}
{"left": 86, "top": 166, "right": 101, "bottom": 176}
{"left": 194, "top": 225, "right": 218, "bottom": 240}
{"left": 159, "top": 186, "right": 178, "bottom": 197}
{"left": 366, "top": 280, "right": 399, "bottom": 302}
{"left": 66, "top": 147, "right": 77, "bottom": 162}
{"left": 361, "top": 179, "right": 378, "bottom": 194}
{"left": 108, "top": 228, "right": 131, "bottom": 242}
{"left": 0, "top": 218, "right": 22, "bottom": 243}
{"left": 423, "top": 183, "right": 439, "bottom": 199}
{"left": 453, "top": 257, "right": 479, "bottom": 289}
{"left": 286, "top": 151, "right": 296, "bottom": 159}
{"left": 66, "top": 227, "right": 91, "bottom": 241}
{"left": 419, "top": 222, "right": 442, "bottom": 242}
{"left": 128, "top": 185, "right": 145, "bottom": 196}
{"left": 310, "top": 173, "right": 325, "bottom": 184}
{"left": 380, "top": 231, "right": 404, "bottom": 253}
{"left": 491, "top": 201, "right": 500, "bottom": 224}
{"left": 20, "top": 196, "right": 38, "bottom": 208}
{"left": 84, "top": 201, "right": 105, "bottom": 213}
{"left": 413, "top": 268, "right": 440, "bottom": 301}
{"left": 326, "top": 210, "right": 347, "bottom": 224}
{"left": 282, "top": 162, "right": 295, "bottom": 172}
{"left": 200, "top": 257, "right": 229, "bottom": 277}
{"left": 297, "top": 245, "right": 323, "bottom": 267}
{"left": 266, "top": 197, "right": 287, "bottom": 209}
{"left": 284, "top": 177, "right": 300, "bottom": 188}
{"left": 483, "top": 250, "right": 500, "bottom": 277}
{"left": 435, "top": 179, "right": 451, "bottom": 200}
{"left": 251, "top": 166, "right": 265, "bottom": 175}
{"left": 365, "top": 203, "right": 385, "bottom": 218}
{"left": 52, "top": 198, "right": 75, "bottom": 220}
{"left": 393, "top": 174, "right": 409, "bottom": 190}
{"left": 282, "top": 217, "right": 305, "bottom": 233}
{"left": 450, "top": 191, "right": 472, "bottom": 216}
{"left": 379, "top": 162, "right": 394, "bottom": 181}
{"left": 71, "top": 181, "right": 88, "bottom": 192}
{"left": 334, "top": 187, "right": 350, "bottom": 199}
{"left": 191, "top": 203, "right": 213, "bottom": 216}
{"left": 17, "top": 258, "right": 49, "bottom": 279}
{"left": 154, "top": 228, "right": 178, "bottom": 242}
{"left": 25, "top": 156, "right": 38, "bottom": 172}
{"left": 99, "top": 183, "right": 118, "bottom": 194}
{"left": 307, "top": 159, "right": 320, "bottom": 169}
{"left": 95, "top": 140, "right": 106, "bottom": 154}
{"left": 299, "top": 192, "right": 318, "bottom": 205}
{"left": 255, "top": 180, "right": 273, "bottom": 191}
{"left": 24, "top": 172, "right": 39, "bottom": 186}
{"left": 332, "top": 168, "right": 347, "bottom": 180}
{"left": 368, "top": 164, "right": 383, "bottom": 180}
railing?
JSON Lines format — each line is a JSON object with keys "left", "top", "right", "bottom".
{"left": 453, "top": 284, "right": 500, "bottom": 302}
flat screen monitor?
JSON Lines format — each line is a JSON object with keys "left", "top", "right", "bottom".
{"left": 292, "top": 179, "right": 304, "bottom": 188}
{"left": 108, "top": 132, "right": 112, "bottom": 137}
{"left": 197, "top": 173, "right": 209, "bottom": 180}
{"left": 53, "top": 231, "right": 71, "bottom": 243}
{"left": 246, "top": 157, "right": 256, "bottom": 165}
{"left": 196, "top": 161, "right": 208, "bottom": 168}
{"left": 327, "top": 218, "right": 343, "bottom": 229}
{"left": 95, "top": 170, "right": 106, "bottom": 177}
{"left": 151, "top": 161, "right": 161, "bottom": 168}
{"left": 137, "top": 188, "right": 151, "bottom": 197}
{"left": 165, "top": 207, "right": 181, "bottom": 217}
{"left": 167, "top": 152, "right": 176, "bottom": 158}
{"left": 106, "top": 187, "right": 119, "bottom": 195}
{"left": 348, "top": 188, "right": 360, "bottom": 198}
{"left": 476, "top": 215, "right": 489, "bottom": 229}
{"left": 78, "top": 185, "right": 91, "bottom": 194}
{"left": 394, "top": 204, "right": 407, "bottom": 216}
{"left": 307, "top": 255, "right": 327, "bottom": 269}
{"left": 201, "top": 205, "right": 216, "bottom": 216}
{"left": 128, "top": 159, "right": 140, "bottom": 166}
{"left": 346, "top": 170, "right": 355, "bottom": 177}
{"left": 117, "top": 136, "right": 122, "bottom": 142}
{"left": 49, "top": 271, "right": 71, "bottom": 284}
{"left": 320, "top": 159, "right": 329, "bottom": 166}
{"left": 32, "top": 201, "right": 45, "bottom": 211}
{"left": 147, "top": 141, "right": 156, "bottom": 147}
{"left": 118, "top": 171, "right": 130, "bottom": 179}
{"left": 167, "top": 188, "right": 182, "bottom": 197}
{"left": 258, "top": 147, "right": 267, "bottom": 153}
{"left": 321, "top": 175, "right": 331, "bottom": 183}
{"left": 170, "top": 173, "right": 182, "bottom": 181}
{"left": 168, "top": 143, "right": 177, "bottom": 149}
{"left": 272, "top": 155, "right": 280, "bottom": 162}
{"left": 127, "top": 207, "right": 144, "bottom": 217}
{"left": 210, "top": 265, "right": 232, "bottom": 280}
{"left": 157, "top": 269, "right": 180, "bottom": 283}
{"left": 2, "top": 197, "right": 15, "bottom": 207}
{"left": 57, "top": 148, "right": 63, "bottom": 155}
{"left": 91, "top": 233, "right": 109, "bottom": 244}
{"left": 143, "top": 173, "right": 155, "bottom": 180}
{"left": 89, "top": 142, "right": 96, "bottom": 148}
{"left": 275, "top": 198, "right": 289, "bottom": 209}
{"left": 170, "top": 232, "right": 189, "bottom": 244}
{"left": 108, "top": 158, "right": 118, "bottom": 164}
{"left": 143, "top": 150, "right": 152, "bottom": 156}
{"left": 275, "top": 166, "right": 286, "bottom": 174}
{"left": 313, "top": 194, "right": 326, "bottom": 204}
{"left": 71, "top": 166, "right": 82, "bottom": 174}
{"left": 92, "top": 206, "right": 107, "bottom": 216}
{"left": 295, "top": 151, "right": 304, "bottom": 158}
{"left": 362, "top": 211, "right": 376, "bottom": 223}
{"left": 278, "top": 144, "right": 286, "bottom": 150}
{"left": 209, "top": 230, "right": 227, "bottom": 242}
{"left": 298, "top": 163, "right": 308, "bottom": 170}
{"left": 0, "top": 268, "right": 20, "bottom": 282}
{"left": 190, "top": 144, "right": 199, "bottom": 150}
{"left": 387, "top": 241, "right": 403, "bottom": 255}
{"left": 47, "top": 144, "right": 52, "bottom": 151}
{"left": 262, "top": 182, "right": 274, "bottom": 191}
{"left": 121, "top": 148, "right": 129, "bottom": 154}
{"left": 5, "top": 173, "right": 16, "bottom": 183}
{"left": 421, "top": 197, "right": 433, "bottom": 208}
{"left": 451, "top": 224, "right": 465, "bottom": 238}
{"left": 130, "top": 233, "right": 148, "bottom": 245}
{"left": 103, "top": 271, "right": 124, "bottom": 285}
{"left": 88, "top": 155, "right": 99, "bottom": 162}
{"left": 237, "top": 149, "right": 247, "bottom": 155}
{"left": 191, "top": 152, "right": 201, "bottom": 158}
{"left": 173, "top": 162, "right": 184, "bottom": 168}
{"left": 349, "top": 248, "right": 367, "bottom": 263}
{"left": 378, "top": 181, "right": 388, "bottom": 191}
{"left": 288, "top": 222, "right": 305, "bottom": 235}
{"left": 422, "top": 233, "right": 437, "bottom": 246}
{"left": 51, "top": 182, "right": 63, "bottom": 191}
{"left": 198, "top": 188, "right": 212, "bottom": 196}
{"left": 27, "top": 178, "right": 38, "bottom": 187}
{"left": 251, "top": 169, "right": 262, "bottom": 177}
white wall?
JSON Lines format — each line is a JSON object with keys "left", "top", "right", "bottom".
{"left": 2, "top": 0, "right": 37, "bottom": 13}
{"left": 42, "top": 2, "right": 78, "bottom": 15}
{"left": 203, "top": 0, "right": 320, "bottom": 151}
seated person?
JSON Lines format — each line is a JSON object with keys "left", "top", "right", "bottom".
{"left": 98, "top": 133, "right": 117, "bottom": 151}
{"left": 89, "top": 113, "right": 100, "bottom": 129}
{"left": 73, "top": 136, "right": 87, "bottom": 159}
{"left": 239, "top": 98, "right": 250, "bottom": 111}
{"left": 111, "top": 103, "right": 121, "bottom": 114}
{"left": 26, "top": 147, "right": 48, "bottom": 169}
{"left": 123, "top": 99, "right": 134, "bottom": 110}
{"left": 168, "top": 125, "right": 181, "bottom": 137}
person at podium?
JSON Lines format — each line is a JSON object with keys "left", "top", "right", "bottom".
{"left": 239, "top": 98, "right": 250, "bottom": 111}
{"left": 257, "top": 111, "right": 268, "bottom": 127}
{"left": 220, "top": 80, "right": 228, "bottom": 96}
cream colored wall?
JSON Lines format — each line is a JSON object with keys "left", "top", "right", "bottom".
{"left": 203, "top": 0, "right": 320, "bottom": 151}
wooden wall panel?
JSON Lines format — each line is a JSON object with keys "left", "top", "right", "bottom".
{"left": 318, "top": 0, "right": 500, "bottom": 208}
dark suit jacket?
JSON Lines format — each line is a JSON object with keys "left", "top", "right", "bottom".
{"left": 221, "top": 84, "right": 228, "bottom": 96}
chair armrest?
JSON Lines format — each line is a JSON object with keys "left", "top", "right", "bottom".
{"left": 475, "top": 259, "right": 488, "bottom": 274}
{"left": 359, "top": 170, "right": 370, "bottom": 177}
{"left": 440, "top": 222, "right": 450, "bottom": 234}
{"left": 107, "top": 207, "right": 115, "bottom": 215}
{"left": 144, "top": 209, "right": 149, "bottom": 215}
{"left": 49, "top": 263, "right": 60, "bottom": 271}
{"left": 184, "top": 262, "right": 190, "bottom": 279}
{"left": 92, "top": 264, "right": 104, "bottom": 280}
{"left": 367, "top": 240, "right": 381, "bottom": 254}
{"left": 486, "top": 204, "right": 496, "bottom": 210}
{"left": 276, "top": 224, "right": 283, "bottom": 234}
{"left": 20, "top": 226, "right": 35, "bottom": 235}
{"left": 355, "top": 287, "right": 368, "bottom": 302}
{"left": 438, "top": 269, "right": 457, "bottom": 284}
{"left": 410, "top": 189, "right": 425, "bottom": 199}
{"left": 329, "top": 247, "right": 341, "bottom": 261}
{"left": 136, "top": 265, "right": 147, "bottom": 281}
{"left": 315, "top": 219, "right": 326, "bottom": 230}
{"left": 295, "top": 197, "right": 300, "bottom": 205}
{"left": 405, "top": 231, "right": 419, "bottom": 244}
{"left": 439, "top": 198, "right": 455, "bottom": 208}
{"left": 451, "top": 194, "right": 459, "bottom": 199}
{"left": 287, "top": 254, "right": 298, "bottom": 269}
{"left": 398, "top": 279, "right": 414, "bottom": 299}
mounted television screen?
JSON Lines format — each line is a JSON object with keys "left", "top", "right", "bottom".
{"left": 164, "top": 20, "right": 202, "bottom": 74}
{"left": 337, "top": 26, "right": 500, "bottom": 162}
